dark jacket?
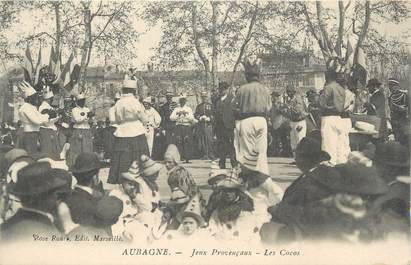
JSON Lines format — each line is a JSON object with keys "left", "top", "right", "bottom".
{"left": 65, "top": 187, "right": 101, "bottom": 226}
{"left": 1, "top": 208, "right": 61, "bottom": 242}
{"left": 214, "top": 94, "right": 235, "bottom": 131}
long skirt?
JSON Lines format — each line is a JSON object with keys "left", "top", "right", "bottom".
{"left": 20, "top": 131, "right": 40, "bottom": 155}
{"left": 234, "top": 117, "right": 269, "bottom": 175}
{"left": 107, "top": 134, "right": 149, "bottom": 184}
{"left": 39, "top": 128, "right": 60, "bottom": 160}
{"left": 174, "top": 125, "right": 192, "bottom": 161}
{"left": 67, "top": 129, "right": 93, "bottom": 169}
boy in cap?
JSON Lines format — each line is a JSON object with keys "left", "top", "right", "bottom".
{"left": 1, "top": 162, "right": 76, "bottom": 242}
{"left": 18, "top": 82, "right": 49, "bottom": 155}
{"left": 65, "top": 152, "right": 104, "bottom": 226}
{"left": 142, "top": 96, "right": 162, "bottom": 156}
{"left": 39, "top": 87, "right": 60, "bottom": 160}
{"left": 170, "top": 94, "right": 196, "bottom": 163}
{"left": 68, "top": 94, "right": 94, "bottom": 169}
{"left": 195, "top": 91, "right": 215, "bottom": 160}
{"left": 108, "top": 79, "right": 149, "bottom": 184}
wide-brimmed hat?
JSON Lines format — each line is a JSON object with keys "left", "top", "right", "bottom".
{"left": 349, "top": 121, "right": 378, "bottom": 135}
{"left": 95, "top": 196, "right": 124, "bottom": 225}
{"left": 123, "top": 79, "right": 137, "bottom": 89}
{"left": 9, "top": 161, "right": 69, "bottom": 196}
{"left": 313, "top": 163, "right": 388, "bottom": 196}
{"left": 295, "top": 137, "right": 331, "bottom": 162}
{"left": 141, "top": 155, "right": 162, "bottom": 177}
{"left": 373, "top": 141, "right": 409, "bottom": 168}
{"left": 4, "top": 149, "right": 29, "bottom": 166}
{"left": 71, "top": 152, "right": 101, "bottom": 174}
{"left": 121, "top": 160, "right": 141, "bottom": 182}
{"left": 366, "top": 78, "right": 382, "bottom": 88}
{"left": 177, "top": 195, "right": 205, "bottom": 227}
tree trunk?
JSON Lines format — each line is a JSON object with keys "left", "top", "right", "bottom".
{"left": 79, "top": 2, "right": 92, "bottom": 93}
{"left": 211, "top": 2, "right": 219, "bottom": 92}
{"left": 192, "top": 2, "right": 210, "bottom": 90}
{"left": 353, "top": 1, "right": 370, "bottom": 66}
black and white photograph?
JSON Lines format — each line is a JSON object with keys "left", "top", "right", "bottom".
{"left": 0, "top": 1, "right": 410, "bottom": 264}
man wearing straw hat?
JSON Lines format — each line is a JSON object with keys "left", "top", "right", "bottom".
{"left": 17, "top": 82, "right": 49, "bottom": 155}
{"left": 39, "top": 87, "right": 60, "bottom": 159}
{"left": 107, "top": 79, "right": 149, "bottom": 184}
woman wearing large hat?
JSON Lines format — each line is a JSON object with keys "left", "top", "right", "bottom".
{"left": 108, "top": 79, "right": 150, "bottom": 184}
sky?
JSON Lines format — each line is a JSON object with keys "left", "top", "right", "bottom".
{"left": 2, "top": 0, "right": 410, "bottom": 72}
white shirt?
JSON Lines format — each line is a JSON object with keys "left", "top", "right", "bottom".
{"left": 170, "top": 105, "right": 195, "bottom": 126}
{"left": 19, "top": 103, "right": 49, "bottom": 132}
{"left": 108, "top": 106, "right": 118, "bottom": 127}
{"left": 72, "top": 106, "right": 91, "bottom": 129}
{"left": 144, "top": 107, "right": 162, "bottom": 131}
{"left": 39, "top": 101, "right": 58, "bottom": 131}
{"left": 113, "top": 94, "right": 147, "bottom": 137}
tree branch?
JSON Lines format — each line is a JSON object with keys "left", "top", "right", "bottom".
{"left": 230, "top": 1, "right": 259, "bottom": 85}
{"left": 192, "top": 2, "right": 210, "bottom": 73}
{"left": 316, "top": 1, "right": 333, "bottom": 57}
{"left": 353, "top": 0, "right": 371, "bottom": 65}
{"left": 90, "top": 0, "right": 103, "bottom": 21}
{"left": 91, "top": 3, "right": 126, "bottom": 43}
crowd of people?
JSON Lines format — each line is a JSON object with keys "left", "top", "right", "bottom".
{"left": 0, "top": 57, "right": 409, "bottom": 246}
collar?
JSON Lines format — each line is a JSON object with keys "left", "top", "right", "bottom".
{"left": 122, "top": 93, "right": 135, "bottom": 97}
{"left": 21, "top": 207, "right": 55, "bottom": 223}
{"left": 75, "top": 184, "right": 94, "bottom": 195}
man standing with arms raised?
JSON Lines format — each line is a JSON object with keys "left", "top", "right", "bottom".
{"left": 108, "top": 79, "right": 149, "bottom": 184}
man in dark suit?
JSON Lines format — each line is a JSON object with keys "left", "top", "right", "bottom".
{"left": 366, "top": 78, "right": 391, "bottom": 140}
{"left": 214, "top": 82, "right": 237, "bottom": 169}
{"left": 65, "top": 152, "right": 104, "bottom": 226}
{"left": 1, "top": 161, "right": 71, "bottom": 242}
{"left": 159, "top": 91, "right": 178, "bottom": 146}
